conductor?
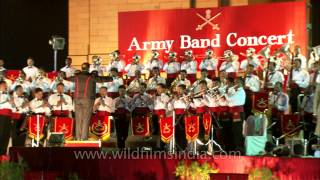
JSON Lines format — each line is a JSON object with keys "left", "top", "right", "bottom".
{"left": 70, "top": 63, "right": 112, "bottom": 140}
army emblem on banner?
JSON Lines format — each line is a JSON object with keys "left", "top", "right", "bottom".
{"left": 160, "top": 116, "right": 174, "bottom": 143}
{"left": 185, "top": 115, "right": 199, "bottom": 142}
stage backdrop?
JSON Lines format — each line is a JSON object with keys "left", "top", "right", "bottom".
{"left": 119, "top": 1, "right": 307, "bottom": 67}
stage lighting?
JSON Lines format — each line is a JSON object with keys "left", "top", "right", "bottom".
{"left": 49, "top": 35, "right": 65, "bottom": 72}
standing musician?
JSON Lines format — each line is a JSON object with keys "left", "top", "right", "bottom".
{"left": 293, "top": 45, "right": 307, "bottom": 70}
{"left": 219, "top": 50, "right": 239, "bottom": 77}
{"left": 0, "top": 81, "right": 13, "bottom": 155}
{"left": 225, "top": 77, "right": 246, "bottom": 153}
{"left": 191, "top": 69, "right": 213, "bottom": 94}
{"left": 60, "top": 57, "right": 77, "bottom": 78}
{"left": 22, "top": 57, "right": 39, "bottom": 81}
{"left": 147, "top": 67, "right": 166, "bottom": 95}
{"left": 289, "top": 58, "right": 310, "bottom": 113}
{"left": 300, "top": 85, "right": 315, "bottom": 140}
{"left": 114, "top": 85, "right": 132, "bottom": 149}
{"left": 11, "top": 85, "right": 29, "bottom": 147}
{"left": 89, "top": 56, "right": 106, "bottom": 76}
{"left": 171, "top": 84, "right": 189, "bottom": 151}
{"left": 240, "top": 48, "right": 261, "bottom": 71}
{"left": 151, "top": 83, "right": 170, "bottom": 139}
{"left": 265, "top": 61, "right": 285, "bottom": 90}
{"left": 104, "top": 67, "right": 123, "bottom": 99}
{"left": 269, "top": 82, "right": 289, "bottom": 138}
{"left": 181, "top": 49, "right": 197, "bottom": 84}
{"left": 106, "top": 50, "right": 126, "bottom": 75}
{"left": 190, "top": 80, "right": 208, "bottom": 142}
{"left": 170, "top": 70, "right": 191, "bottom": 92}
{"left": 93, "top": 86, "right": 115, "bottom": 118}
{"left": 145, "top": 50, "right": 163, "bottom": 76}
{"left": 11, "top": 71, "right": 31, "bottom": 95}
{"left": 244, "top": 63, "right": 261, "bottom": 117}
{"left": 124, "top": 54, "right": 144, "bottom": 82}
{"left": 126, "top": 70, "right": 145, "bottom": 96}
{"left": 48, "top": 83, "right": 73, "bottom": 117}
{"left": 199, "top": 48, "right": 218, "bottom": 78}
{"left": 163, "top": 51, "right": 180, "bottom": 87}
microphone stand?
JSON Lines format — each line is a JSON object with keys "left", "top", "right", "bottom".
{"left": 206, "top": 112, "right": 226, "bottom": 155}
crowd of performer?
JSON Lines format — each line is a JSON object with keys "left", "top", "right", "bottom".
{"left": 0, "top": 45, "right": 319, "bottom": 156}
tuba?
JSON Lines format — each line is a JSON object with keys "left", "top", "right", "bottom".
{"left": 258, "top": 45, "right": 271, "bottom": 59}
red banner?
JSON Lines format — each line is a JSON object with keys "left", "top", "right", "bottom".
{"left": 185, "top": 115, "right": 199, "bottom": 142}
{"left": 252, "top": 92, "right": 269, "bottom": 113}
{"left": 203, "top": 113, "right": 212, "bottom": 140}
{"left": 160, "top": 116, "right": 174, "bottom": 143}
{"left": 28, "top": 115, "right": 46, "bottom": 139}
{"left": 90, "top": 115, "right": 111, "bottom": 141}
{"left": 119, "top": 2, "right": 306, "bottom": 66}
{"left": 131, "top": 115, "right": 150, "bottom": 136}
{"left": 53, "top": 117, "right": 74, "bottom": 140}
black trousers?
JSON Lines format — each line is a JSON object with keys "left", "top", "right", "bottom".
{"left": 244, "top": 91, "right": 253, "bottom": 119}
{"left": 11, "top": 114, "right": 27, "bottom": 147}
{"left": 290, "top": 86, "right": 301, "bottom": 113}
{"left": 0, "top": 115, "right": 12, "bottom": 155}
{"left": 232, "top": 113, "right": 245, "bottom": 154}
{"left": 114, "top": 113, "right": 129, "bottom": 149}
{"left": 175, "top": 114, "right": 187, "bottom": 151}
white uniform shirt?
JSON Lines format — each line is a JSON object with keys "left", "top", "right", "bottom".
{"left": 154, "top": 93, "right": 170, "bottom": 110}
{"left": 48, "top": 93, "right": 73, "bottom": 111}
{"left": 29, "top": 98, "right": 51, "bottom": 116}
{"left": 219, "top": 61, "right": 239, "bottom": 72}
{"left": 181, "top": 60, "right": 197, "bottom": 74}
{"left": 11, "top": 80, "right": 31, "bottom": 95}
{"left": 106, "top": 60, "right": 126, "bottom": 73}
{"left": 103, "top": 76, "right": 123, "bottom": 93}
{"left": 292, "top": 68, "right": 310, "bottom": 88}
{"left": 89, "top": 64, "right": 106, "bottom": 76}
{"left": 94, "top": 96, "right": 115, "bottom": 113}
{"left": 114, "top": 96, "right": 132, "bottom": 112}
{"left": 192, "top": 78, "right": 213, "bottom": 93}
{"left": 145, "top": 59, "right": 163, "bottom": 71}
{"left": 245, "top": 74, "right": 261, "bottom": 92}
{"left": 199, "top": 58, "right": 218, "bottom": 71}
{"left": 204, "top": 94, "right": 219, "bottom": 108}
{"left": 31, "top": 78, "right": 51, "bottom": 92}
{"left": 147, "top": 76, "right": 166, "bottom": 90}
{"left": 269, "top": 92, "right": 289, "bottom": 111}
{"left": 268, "top": 71, "right": 285, "bottom": 87}
{"left": 124, "top": 63, "right": 144, "bottom": 77}
{"left": 50, "top": 80, "right": 73, "bottom": 93}
{"left": 12, "top": 95, "right": 29, "bottom": 114}
{"left": 226, "top": 87, "right": 246, "bottom": 107}
{"left": 240, "top": 57, "right": 260, "bottom": 71}
{"left": 127, "top": 78, "right": 145, "bottom": 93}
{"left": 60, "top": 66, "right": 76, "bottom": 78}
{"left": 130, "top": 93, "right": 153, "bottom": 111}
{"left": 163, "top": 61, "right": 180, "bottom": 74}
{"left": 0, "top": 92, "right": 12, "bottom": 110}
{"left": 301, "top": 94, "right": 314, "bottom": 113}
{"left": 23, "top": 66, "right": 39, "bottom": 81}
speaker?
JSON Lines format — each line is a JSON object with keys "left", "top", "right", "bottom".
{"left": 48, "top": 132, "right": 65, "bottom": 147}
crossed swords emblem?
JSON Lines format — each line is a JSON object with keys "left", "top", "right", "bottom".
{"left": 196, "top": 9, "right": 221, "bottom": 31}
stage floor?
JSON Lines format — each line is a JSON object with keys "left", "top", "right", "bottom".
{"left": 8, "top": 147, "right": 320, "bottom": 180}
